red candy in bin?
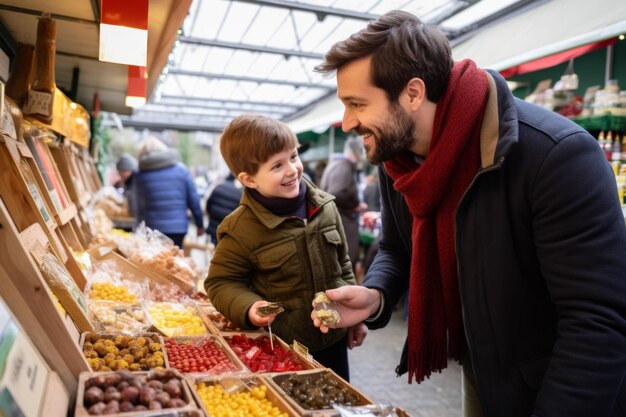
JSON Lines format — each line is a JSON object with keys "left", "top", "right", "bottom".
{"left": 224, "top": 333, "right": 304, "bottom": 373}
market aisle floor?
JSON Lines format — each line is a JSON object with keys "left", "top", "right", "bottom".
{"left": 347, "top": 309, "right": 462, "bottom": 417}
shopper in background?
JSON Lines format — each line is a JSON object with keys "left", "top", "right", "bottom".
{"left": 362, "top": 171, "right": 381, "bottom": 212}
{"left": 204, "top": 115, "right": 366, "bottom": 381}
{"left": 320, "top": 137, "right": 368, "bottom": 271}
{"left": 311, "top": 10, "right": 626, "bottom": 417}
{"left": 133, "top": 136, "right": 205, "bottom": 248}
{"left": 114, "top": 153, "right": 138, "bottom": 216}
{"left": 205, "top": 172, "right": 243, "bottom": 245}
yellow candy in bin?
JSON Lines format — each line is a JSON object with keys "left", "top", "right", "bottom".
{"left": 146, "top": 302, "right": 207, "bottom": 337}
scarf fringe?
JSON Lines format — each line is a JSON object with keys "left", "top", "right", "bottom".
{"left": 407, "top": 339, "right": 448, "bottom": 384}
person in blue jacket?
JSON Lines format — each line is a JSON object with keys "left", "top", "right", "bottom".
{"left": 311, "top": 10, "right": 626, "bottom": 417}
{"left": 133, "top": 136, "right": 205, "bottom": 248}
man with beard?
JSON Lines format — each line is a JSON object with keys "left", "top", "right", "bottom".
{"left": 310, "top": 10, "right": 626, "bottom": 417}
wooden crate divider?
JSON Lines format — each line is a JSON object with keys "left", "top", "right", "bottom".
{"left": 0, "top": 197, "right": 89, "bottom": 397}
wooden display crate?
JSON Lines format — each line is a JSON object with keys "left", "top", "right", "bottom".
{"left": 268, "top": 368, "right": 373, "bottom": 416}
{"left": 220, "top": 331, "right": 321, "bottom": 374}
{"left": 163, "top": 335, "right": 245, "bottom": 376}
{"left": 0, "top": 197, "right": 89, "bottom": 395}
{"left": 190, "top": 374, "right": 300, "bottom": 417}
{"left": 74, "top": 369, "right": 200, "bottom": 417}
{"left": 86, "top": 244, "right": 171, "bottom": 288}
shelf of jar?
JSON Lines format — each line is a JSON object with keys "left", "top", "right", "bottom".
{"left": 570, "top": 114, "right": 626, "bottom": 132}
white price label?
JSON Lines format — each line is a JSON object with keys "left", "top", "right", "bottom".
{"left": 0, "top": 106, "right": 17, "bottom": 139}
{"left": 24, "top": 90, "right": 53, "bottom": 117}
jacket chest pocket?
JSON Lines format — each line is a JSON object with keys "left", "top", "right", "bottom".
{"left": 255, "top": 240, "right": 299, "bottom": 294}
{"left": 321, "top": 229, "right": 343, "bottom": 278}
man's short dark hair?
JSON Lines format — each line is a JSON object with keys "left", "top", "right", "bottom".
{"left": 314, "top": 10, "right": 453, "bottom": 103}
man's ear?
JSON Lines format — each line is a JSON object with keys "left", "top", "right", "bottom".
{"left": 404, "top": 77, "right": 426, "bottom": 111}
{"left": 237, "top": 172, "right": 256, "bottom": 188}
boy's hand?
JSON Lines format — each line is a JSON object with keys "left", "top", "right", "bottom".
{"left": 249, "top": 300, "right": 278, "bottom": 328}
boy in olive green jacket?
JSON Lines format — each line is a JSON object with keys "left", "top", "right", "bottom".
{"left": 204, "top": 115, "right": 366, "bottom": 380}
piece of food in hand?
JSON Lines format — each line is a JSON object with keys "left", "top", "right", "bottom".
{"left": 313, "top": 292, "right": 340, "bottom": 325}
{"left": 256, "top": 302, "right": 284, "bottom": 317}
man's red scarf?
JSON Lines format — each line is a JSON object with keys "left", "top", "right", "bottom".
{"left": 383, "top": 59, "right": 489, "bottom": 383}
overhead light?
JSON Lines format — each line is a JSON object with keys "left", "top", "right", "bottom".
{"left": 99, "top": 0, "right": 149, "bottom": 66}
{"left": 126, "top": 65, "right": 147, "bottom": 107}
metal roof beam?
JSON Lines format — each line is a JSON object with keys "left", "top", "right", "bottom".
{"left": 428, "top": 0, "right": 481, "bottom": 25}
{"left": 447, "top": 0, "right": 542, "bottom": 41}
{"left": 134, "top": 107, "right": 284, "bottom": 118}
{"left": 119, "top": 116, "right": 226, "bottom": 133}
{"left": 168, "top": 69, "right": 333, "bottom": 89}
{"left": 151, "top": 101, "right": 293, "bottom": 114}
{"left": 160, "top": 95, "right": 300, "bottom": 109}
{"left": 232, "top": 0, "right": 379, "bottom": 22}
{"left": 179, "top": 37, "right": 324, "bottom": 59}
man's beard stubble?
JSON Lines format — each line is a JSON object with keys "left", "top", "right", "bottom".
{"left": 362, "top": 104, "right": 416, "bottom": 165}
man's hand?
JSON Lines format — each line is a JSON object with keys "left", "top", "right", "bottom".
{"left": 310, "top": 286, "right": 382, "bottom": 333}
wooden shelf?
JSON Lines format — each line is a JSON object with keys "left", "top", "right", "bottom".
{"left": 0, "top": 200, "right": 89, "bottom": 396}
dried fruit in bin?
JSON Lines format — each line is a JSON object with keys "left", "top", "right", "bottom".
{"left": 198, "top": 303, "right": 240, "bottom": 331}
{"left": 88, "top": 300, "right": 150, "bottom": 333}
{"left": 151, "top": 281, "right": 207, "bottom": 303}
{"left": 274, "top": 371, "right": 366, "bottom": 410}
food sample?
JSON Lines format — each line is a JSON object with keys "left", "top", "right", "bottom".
{"left": 256, "top": 302, "right": 284, "bottom": 317}
{"left": 313, "top": 291, "right": 341, "bottom": 325}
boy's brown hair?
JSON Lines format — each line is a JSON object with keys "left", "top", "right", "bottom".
{"left": 220, "top": 114, "right": 299, "bottom": 176}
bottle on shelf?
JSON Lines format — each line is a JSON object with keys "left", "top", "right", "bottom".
{"left": 23, "top": 14, "right": 56, "bottom": 125}
{"left": 3, "top": 43, "right": 35, "bottom": 142}
{"left": 604, "top": 131, "right": 614, "bottom": 161}
{"left": 5, "top": 43, "right": 35, "bottom": 108}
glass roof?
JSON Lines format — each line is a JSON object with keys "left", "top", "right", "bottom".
{"left": 127, "top": 0, "right": 534, "bottom": 132}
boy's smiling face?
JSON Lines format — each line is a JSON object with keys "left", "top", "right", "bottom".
{"left": 238, "top": 146, "right": 303, "bottom": 199}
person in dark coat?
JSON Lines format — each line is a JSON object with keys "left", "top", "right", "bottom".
{"left": 205, "top": 173, "right": 243, "bottom": 245}
{"left": 320, "top": 137, "right": 368, "bottom": 270}
{"left": 362, "top": 171, "right": 381, "bottom": 212}
{"left": 114, "top": 153, "right": 138, "bottom": 216}
{"left": 311, "top": 10, "right": 626, "bottom": 417}
{"left": 133, "top": 136, "right": 205, "bottom": 248}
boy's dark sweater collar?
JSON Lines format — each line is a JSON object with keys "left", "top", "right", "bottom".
{"left": 248, "top": 180, "right": 307, "bottom": 219}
